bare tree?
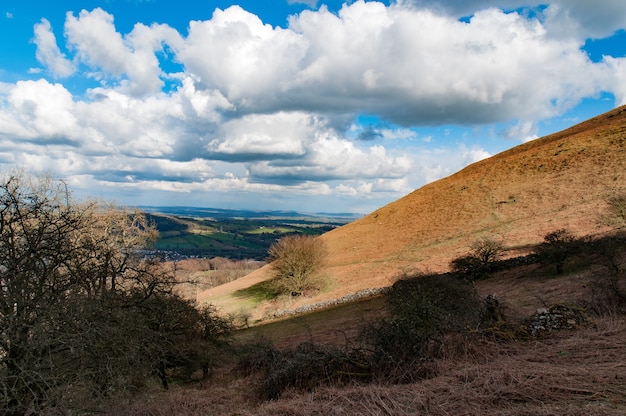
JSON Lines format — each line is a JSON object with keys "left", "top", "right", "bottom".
{"left": 0, "top": 172, "right": 231, "bottom": 415}
{"left": 267, "top": 235, "right": 327, "bottom": 296}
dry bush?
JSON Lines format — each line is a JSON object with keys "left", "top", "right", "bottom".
{"left": 534, "top": 228, "right": 580, "bottom": 275}
{"left": 243, "top": 316, "right": 626, "bottom": 416}
{"left": 450, "top": 237, "right": 504, "bottom": 280}
{"left": 236, "top": 339, "right": 371, "bottom": 401}
{"left": 361, "top": 274, "right": 486, "bottom": 383}
{"left": 267, "top": 235, "right": 327, "bottom": 296}
{"left": 582, "top": 233, "right": 626, "bottom": 315}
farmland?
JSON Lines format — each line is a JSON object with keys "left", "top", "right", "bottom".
{"left": 143, "top": 207, "right": 359, "bottom": 260}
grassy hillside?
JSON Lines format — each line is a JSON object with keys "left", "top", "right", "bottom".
{"left": 199, "top": 105, "right": 626, "bottom": 320}
{"left": 110, "top": 232, "right": 626, "bottom": 415}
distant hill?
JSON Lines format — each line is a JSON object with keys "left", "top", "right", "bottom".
{"left": 199, "top": 105, "right": 626, "bottom": 318}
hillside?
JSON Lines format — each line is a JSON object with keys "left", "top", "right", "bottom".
{"left": 199, "top": 105, "right": 626, "bottom": 318}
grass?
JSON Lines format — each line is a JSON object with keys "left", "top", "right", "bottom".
{"left": 233, "top": 281, "right": 280, "bottom": 304}
{"left": 103, "top": 231, "right": 626, "bottom": 415}
{"left": 235, "top": 295, "right": 388, "bottom": 348}
{"left": 105, "top": 315, "right": 626, "bottom": 416}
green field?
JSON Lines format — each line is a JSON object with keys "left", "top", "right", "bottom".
{"left": 146, "top": 211, "right": 350, "bottom": 259}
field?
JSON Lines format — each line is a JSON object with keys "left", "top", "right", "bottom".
{"left": 144, "top": 208, "right": 355, "bottom": 260}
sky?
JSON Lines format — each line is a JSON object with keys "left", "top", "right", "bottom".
{"left": 1, "top": 0, "right": 625, "bottom": 214}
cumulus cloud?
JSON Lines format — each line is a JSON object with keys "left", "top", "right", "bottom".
{"left": 604, "top": 56, "right": 626, "bottom": 105}
{"left": 0, "top": 0, "right": 624, "bottom": 212}
{"left": 64, "top": 8, "right": 183, "bottom": 96}
{"left": 21, "top": 2, "right": 622, "bottom": 124}
{"left": 177, "top": 6, "right": 306, "bottom": 102}
{"left": 4, "top": 79, "right": 78, "bottom": 141}
{"left": 248, "top": 138, "right": 412, "bottom": 183}
{"left": 168, "top": 2, "right": 614, "bottom": 125}
{"left": 207, "top": 112, "right": 312, "bottom": 160}
{"left": 33, "top": 19, "right": 75, "bottom": 77}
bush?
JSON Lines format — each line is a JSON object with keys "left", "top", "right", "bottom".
{"left": 361, "top": 274, "right": 486, "bottom": 382}
{"left": 534, "top": 229, "right": 579, "bottom": 275}
{"left": 584, "top": 234, "right": 626, "bottom": 315}
{"left": 240, "top": 273, "right": 502, "bottom": 398}
{"left": 450, "top": 237, "right": 503, "bottom": 280}
{"left": 0, "top": 172, "right": 233, "bottom": 415}
{"left": 237, "top": 340, "right": 370, "bottom": 400}
{"left": 267, "top": 235, "right": 327, "bottom": 296}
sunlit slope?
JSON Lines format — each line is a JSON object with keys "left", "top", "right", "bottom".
{"left": 200, "top": 105, "right": 626, "bottom": 313}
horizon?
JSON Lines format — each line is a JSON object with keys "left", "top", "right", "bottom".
{"left": 138, "top": 204, "right": 363, "bottom": 218}
{"left": 1, "top": 0, "right": 625, "bottom": 214}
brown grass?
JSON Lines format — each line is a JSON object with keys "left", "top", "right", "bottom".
{"left": 107, "top": 316, "right": 626, "bottom": 416}
{"left": 168, "top": 258, "right": 263, "bottom": 300}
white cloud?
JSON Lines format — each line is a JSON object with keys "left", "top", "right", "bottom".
{"left": 407, "top": 144, "right": 492, "bottom": 185}
{"left": 247, "top": 136, "right": 412, "bottom": 183}
{"left": 1, "top": 0, "right": 625, "bottom": 213}
{"left": 207, "top": 112, "right": 311, "bottom": 158}
{"left": 166, "top": 2, "right": 615, "bottom": 124}
{"left": 604, "top": 56, "right": 626, "bottom": 106}
{"left": 20, "top": 2, "right": 620, "bottom": 125}
{"left": 4, "top": 79, "right": 77, "bottom": 140}
{"left": 177, "top": 6, "right": 306, "bottom": 100}
{"left": 64, "top": 8, "right": 183, "bottom": 96}
{"left": 502, "top": 120, "right": 538, "bottom": 142}
{"left": 33, "top": 19, "right": 75, "bottom": 78}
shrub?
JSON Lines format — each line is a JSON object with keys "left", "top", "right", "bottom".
{"left": 534, "top": 229, "right": 579, "bottom": 275}
{"left": 237, "top": 340, "right": 370, "bottom": 400}
{"left": 450, "top": 237, "right": 503, "bottom": 280}
{"left": 361, "top": 274, "right": 485, "bottom": 382}
{"left": 0, "top": 172, "right": 233, "bottom": 415}
{"left": 585, "top": 234, "right": 626, "bottom": 315}
{"left": 267, "top": 235, "right": 327, "bottom": 296}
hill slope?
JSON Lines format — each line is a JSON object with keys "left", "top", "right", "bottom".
{"left": 199, "top": 105, "right": 626, "bottom": 317}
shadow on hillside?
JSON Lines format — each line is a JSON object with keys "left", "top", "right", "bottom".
{"left": 234, "top": 231, "right": 626, "bottom": 400}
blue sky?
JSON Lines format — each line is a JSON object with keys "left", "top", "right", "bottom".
{"left": 1, "top": 0, "right": 625, "bottom": 214}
